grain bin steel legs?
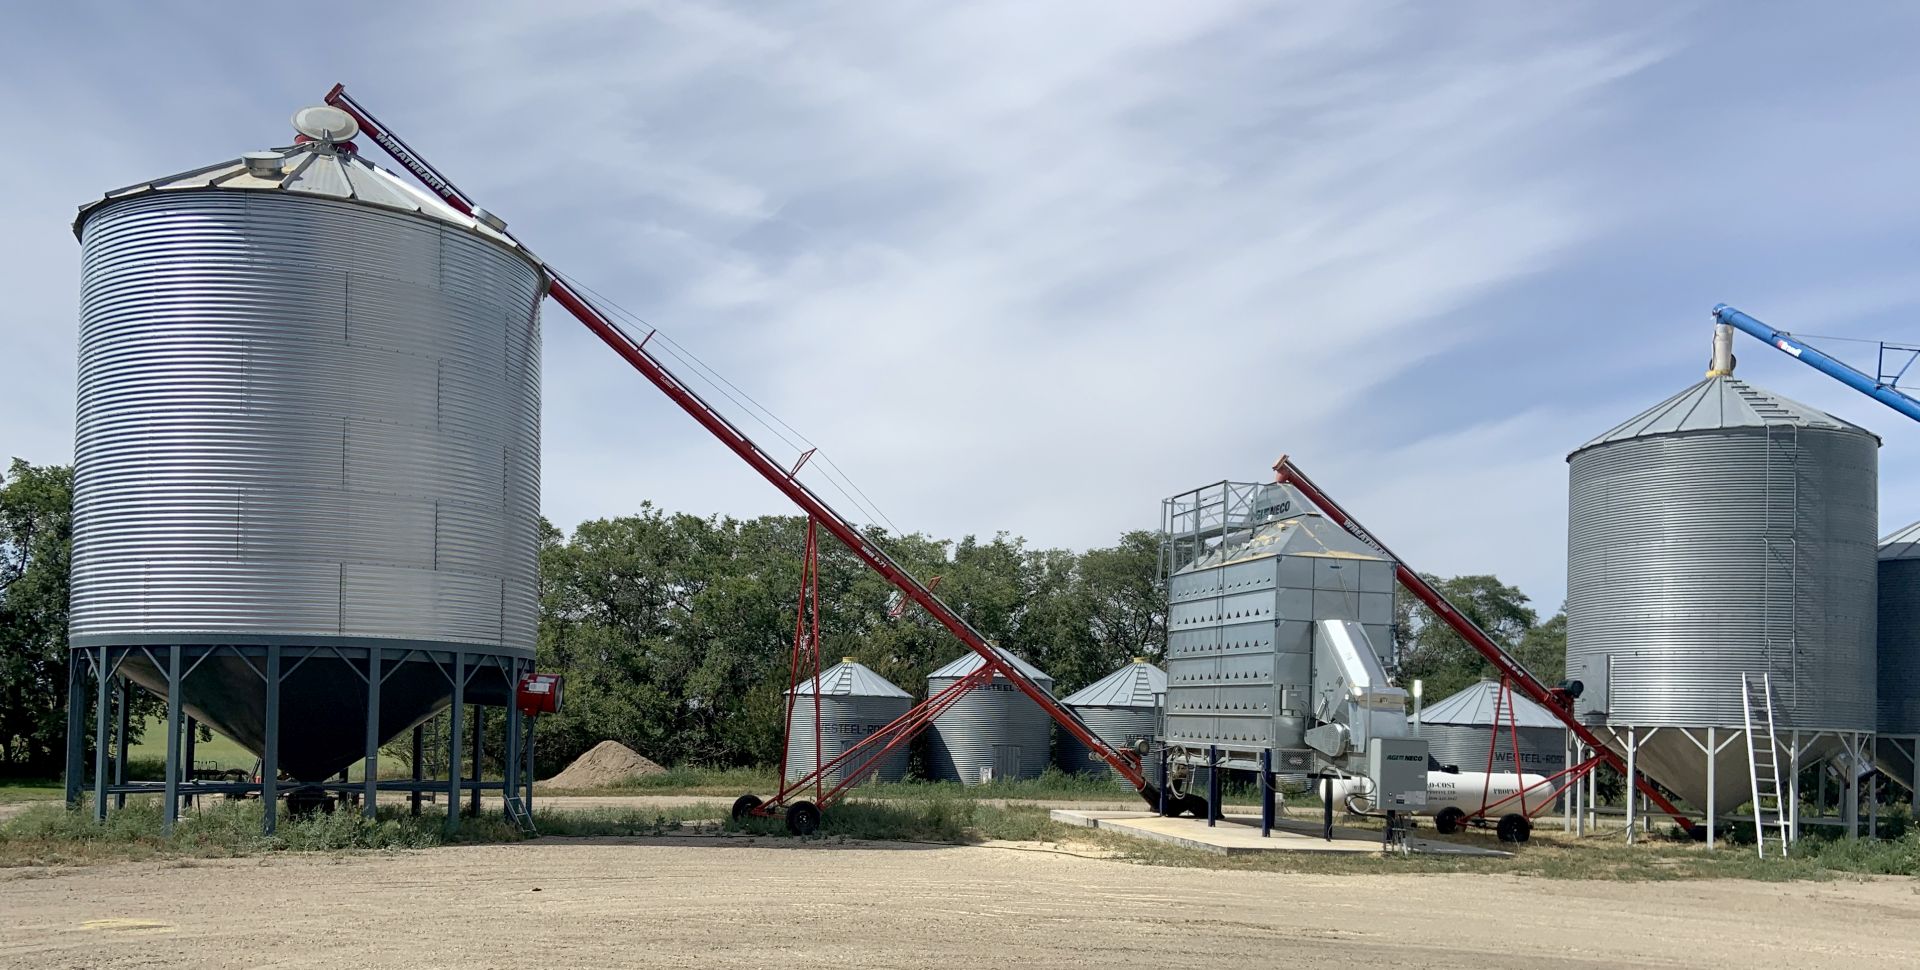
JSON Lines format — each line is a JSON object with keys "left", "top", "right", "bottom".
{"left": 60, "top": 645, "right": 533, "bottom": 838}
{"left": 364, "top": 647, "right": 382, "bottom": 819}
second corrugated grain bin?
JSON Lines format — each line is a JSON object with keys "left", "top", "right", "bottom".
{"left": 1057, "top": 659, "right": 1164, "bottom": 782}
{"left": 784, "top": 660, "right": 912, "bottom": 785}
{"left": 926, "top": 651, "right": 1054, "bottom": 784}
{"left": 1876, "top": 522, "right": 1920, "bottom": 789}
{"left": 1414, "top": 681, "right": 1566, "bottom": 774}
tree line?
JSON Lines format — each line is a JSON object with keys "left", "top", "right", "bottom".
{"left": 0, "top": 458, "right": 1562, "bottom": 778}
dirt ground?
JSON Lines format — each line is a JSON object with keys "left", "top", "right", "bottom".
{"left": 3, "top": 839, "right": 1917, "bottom": 969}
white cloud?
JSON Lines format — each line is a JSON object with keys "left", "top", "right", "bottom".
{"left": 6, "top": 1, "right": 1917, "bottom": 614}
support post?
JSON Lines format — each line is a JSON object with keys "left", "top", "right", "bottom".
{"left": 1869, "top": 771, "right": 1879, "bottom": 840}
{"left": 1259, "top": 749, "right": 1273, "bottom": 838}
{"left": 1575, "top": 744, "right": 1586, "bottom": 837}
{"left": 1789, "top": 730, "right": 1802, "bottom": 843}
{"left": 114, "top": 676, "right": 130, "bottom": 810}
{"left": 1562, "top": 732, "right": 1573, "bottom": 832}
{"left": 64, "top": 655, "right": 86, "bottom": 808}
{"left": 446, "top": 654, "right": 465, "bottom": 834}
{"left": 1705, "top": 727, "right": 1717, "bottom": 850}
{"left": 93, "top": 645, "right": 110, "bottom": 821}
{"left": 1157, "top": 748, "right": 1169, "bottom": 816}
{"left": 1625, "top": 728, "right": 1637, "bottom": 847}
{"left": 182, "top": 715, "right": 197, "bottom": 808}
{"left": 525, "top": 715, "right": 537, "bottom": 811}
{"left": 410, "top": 724, "right": 425, "bottom": 817}
{"left": 364, "top": 647, "right": 381, "bottom": 818}
{"left": 263, "top": 645, "right": 280, "bottom": 835}
{"left": 163, "top": 645, "right": 182, "bottom": 836}
{"left": 1845, "top": 733, "right": 1861, "bottom": 840}
{"left": 505, "top": 676, "right": 523, "bottom": 819}
{"left": 1206, "top": 745, "right": 1219, "bottom": 828}
{"left": 1321, "top": 775, "right": 1334, "bottom": 842}
{"left": 469, "top": 705, "right": 484, "bottom": 817}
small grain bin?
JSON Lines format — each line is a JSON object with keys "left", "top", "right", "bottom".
{"left": 1058, "top": 659, "right": 1165, "bottom": 782}
{"left": 784, "top": 660, "right": 913, "bottom": 785}
{"left": 926, "top": 651, "right": 1054, "bottom": 784}
{"left": 1875, "top": 522, "right": 1920, "bottom": 790}
{"left": 1413, "top": 681, "right": 1567, "bottom": 775}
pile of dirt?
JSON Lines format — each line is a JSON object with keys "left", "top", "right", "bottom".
{"left": 541, "top": 740, "right": 666, "bottom": 790}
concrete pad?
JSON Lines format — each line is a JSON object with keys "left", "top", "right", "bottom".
{"left": 1051, "top": 810, "right": 1510, "bottom": 858}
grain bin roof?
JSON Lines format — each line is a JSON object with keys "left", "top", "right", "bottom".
{"left": 1060, "top": 661, "right": 1166, "bottom": 708}
{"left": 1416, "top": 681, "right": 1565, "bottom": 729}
{"left": 785, "top": 660, "right": 911, "bottom": 698}
{"left": 1573, "top": 375, "right": 1873, "bottom": 455}
{"left": 73, "top": 136, "right": 526, "bottom": 258}
{"left": 930, "top": 649, "right": 1052, "bottom": 684}
{"left": 1883, "top": 521, "right": 1920, "bottom": 561}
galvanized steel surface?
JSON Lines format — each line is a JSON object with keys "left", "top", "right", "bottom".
{"left": 1057, "top": 660, "right": 1164, "bottom": 781}
{"left": 1419, "top": 723, "right": 1567, "bottom": 775}
{"left": 1578, "top": 375, "right": 1866, "bottom": 448}
{"left": 1163, "top": 507, "right": 1395, "bottom": 760}
{"left": 1057, "top": 705, "right": 1160, "bottom": 781}
{"left": 1059, "top": 660, "right": 1166, "bottom": 708}
{"left": 784, "top": 692, "right": 913, "bottom": 785}
{"left": 926, "top": 654, "right": 1054, "bottom": 784}
{"left": 71, "top": 190, "right": 542, "bottom": 654}
{"left": 1880, "top": 524, "right": 1920, "bottom": 733}
{"left": 1418, "top": 681, "right": 1564, "bottom": 729}
{"left": 1566, "top": 378, "right": 1878, "bottom": 731}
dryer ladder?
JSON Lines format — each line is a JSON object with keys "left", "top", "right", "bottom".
{"left": 1742, "top": 672, "right": 1790, "bottom": 858}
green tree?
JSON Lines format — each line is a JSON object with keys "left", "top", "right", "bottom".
{"left": 0, "top": 460, "right": 76, "bottom": 776}
{"left": 1392, "top": 573, "right": 1538, "bottom": 703}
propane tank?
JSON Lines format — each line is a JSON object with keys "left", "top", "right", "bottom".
{"left": 1330, "top": 770, "right": 1551, "bottom": 818}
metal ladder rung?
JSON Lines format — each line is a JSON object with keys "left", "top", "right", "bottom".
{"left": 1740, "top": 671, "right": 1791, "bottom": 859}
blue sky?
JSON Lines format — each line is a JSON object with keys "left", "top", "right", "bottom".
{"left": 3, "top": 2, "right": 1917, "bottom": 615}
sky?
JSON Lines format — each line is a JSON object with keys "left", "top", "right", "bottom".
{"left": 2, "top": 1, "right": 1918, "bottom": 615}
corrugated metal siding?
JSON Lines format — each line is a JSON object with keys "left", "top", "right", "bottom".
{"left": 1880, "top": 558, "right": 1920, "bottom": 734}
{"left": 784, "top": 694, "right": 913, "bottom": 785}
{"left": 1057, "top": 705, "right": 1160, "bottom": 783}
{"left": 926, "top": 671, "right": 1053, "bottom": 783}
{"left": 1566, "top": 426, "right": 1877, "bottom": 730}
{"left": 70, "top": 191, "right": 541, "bottom": 654}
{"left": 1420, "top": 724, "right": 1567, "bottom": 774}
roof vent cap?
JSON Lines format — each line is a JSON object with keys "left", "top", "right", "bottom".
{"left": 291, "top": 105, "right": 359, "bottom": 144}
{"left": 242, "top": 152, "right": 284, "bottom": 179}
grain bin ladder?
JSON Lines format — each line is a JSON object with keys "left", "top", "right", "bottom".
{"left": 1270, "top": 455, "right": 1700, "bottom": 835}
{"left": 321, "top": 85, "right": 1156, "bottom": 809}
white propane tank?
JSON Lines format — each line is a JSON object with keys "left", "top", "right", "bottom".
{"left": 1329, "top": 770, "right": 1551, "bottom": 819}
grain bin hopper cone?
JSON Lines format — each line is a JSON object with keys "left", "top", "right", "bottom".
{"left": 67, "top": 105, "right": 542, "bottom": 783}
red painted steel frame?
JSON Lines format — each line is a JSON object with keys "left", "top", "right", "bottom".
{"left": 321, "top": 85, "right": 1151, "bottom": 797}
{"left": 762, "top": 666, "right": 994, "bottom": 813}
{"left": 1272, "top": 455, "right": 1696, "bottom": 833}
{"left": 775, "top": 519, "right": 826, "bottom": 805}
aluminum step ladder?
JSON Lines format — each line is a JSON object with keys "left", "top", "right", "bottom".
{"left": 1741, "top": 673, "right": 1790, "bottom": 858}
{"left": 504, "top": 794, "right": 537, "bottom": 837}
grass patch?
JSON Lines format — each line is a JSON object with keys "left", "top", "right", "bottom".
{"left": 0, "top": 779, "right": 64, "bottom": 804}
{"left": 0, "top": 797, "right": 738, "bottom": 868}
{"left": 589, "top": 764, "right": 777, "bottom": 796}
{"left": 571, "top": 763, "right": 1245, "bottom": 808}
